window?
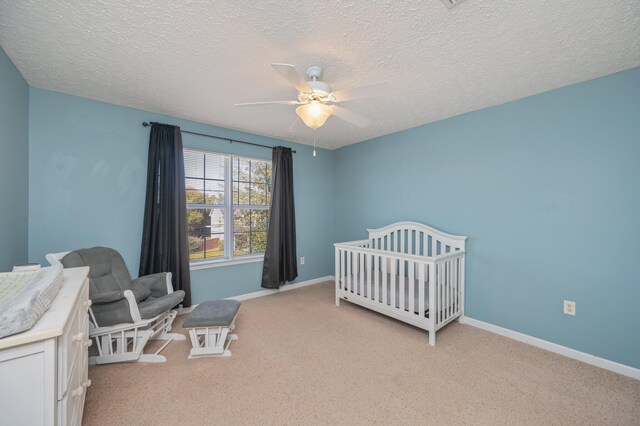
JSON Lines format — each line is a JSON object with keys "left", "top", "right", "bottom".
{"left": 184, "top": 149, "right": 271, "bottom": 264}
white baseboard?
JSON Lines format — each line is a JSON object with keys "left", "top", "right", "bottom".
{"left": 463, "top": 317, "right": 640, "bottom": 381}
{"left": 227, "top": 275, "right": 334, "bottom": 302}
{"left": 176, "top": 275, "right": 334, "bottom": 314}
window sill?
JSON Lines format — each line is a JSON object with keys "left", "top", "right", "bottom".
{"left": 189, "top": 255, "right": 264, "bottom": 271}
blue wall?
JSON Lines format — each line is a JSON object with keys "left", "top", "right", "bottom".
{"left": 28, "top": 89, "right": 334, "bottom": 301}
{"left": 0, "top": 47, "right": 29, "bottom": 270}
{"left": 333, "top": 68, "right": 640, "bottom": 369}
{"left": 18, "top": 66, "right": 640, "bottom": 369}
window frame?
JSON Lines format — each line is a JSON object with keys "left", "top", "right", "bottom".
{"left": 184, "top": 148, "right": 271, "bottom": 269}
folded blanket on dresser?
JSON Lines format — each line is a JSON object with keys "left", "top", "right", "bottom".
{"left": 0, "top": 265, "right": 64, "bottom": 338}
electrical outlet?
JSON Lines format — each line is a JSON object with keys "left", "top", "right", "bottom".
{"left": 300, "top": 257, "right": 305, "bottom": 265}
{"left": 563, "top": 300, "right": 576, "bottom": 316}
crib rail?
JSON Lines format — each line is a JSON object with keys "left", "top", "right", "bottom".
{"left": 433, "top": 250, "right": 465, "bottom": 330}
{"left": 335, "top": 236, "right": 466, "bottom": 345}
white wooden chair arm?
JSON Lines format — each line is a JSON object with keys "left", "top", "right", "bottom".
{"left": 46, "top": 251, "right": 71, "bottom": 266}
{"left": 165, "top": 272, "right": 174, "bottom": 295}
{"left": 123, "top": 290, "right": 143, "bottom": 323}
{"left": 90, "top": 319, "right": 153, "bottom": 335}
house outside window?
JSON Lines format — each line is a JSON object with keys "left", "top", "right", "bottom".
{"left": 184, "top": 148, "right": 271, "bottom": 266}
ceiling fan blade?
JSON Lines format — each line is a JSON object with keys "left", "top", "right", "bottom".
{"left": 234, "top": 101, "right": 301, "bottom": 107}
{"left": 332, "top": 106, "right": 371, "bottom": 128}
{"left": 271, "top": 63, "right": 313, "bottom": 93}
{"left": 332, "top": 82, "right": 392, "bottom": 102}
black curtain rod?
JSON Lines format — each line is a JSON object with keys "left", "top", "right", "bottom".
{"left": 142, "top": 122, "right": 296, "bottom": 154}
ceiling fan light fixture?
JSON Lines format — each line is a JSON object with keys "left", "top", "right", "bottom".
{"left": 296, "top": 102, "right": 334, "bottom": 130}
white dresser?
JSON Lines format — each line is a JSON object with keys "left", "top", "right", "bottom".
{"left": 0, "top": 267, "right": 91, "bottom": 426}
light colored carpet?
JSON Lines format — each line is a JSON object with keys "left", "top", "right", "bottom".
{"left": 83, "top": 281, "right": 640, "bottom": 426}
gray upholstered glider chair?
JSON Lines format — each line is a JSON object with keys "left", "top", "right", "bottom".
{"left": 47, "top": 247, "right": 186, "bottom": 365}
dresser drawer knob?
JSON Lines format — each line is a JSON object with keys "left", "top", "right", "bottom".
{"left": 84, "top": 339, "right": 93, "bottom": 348}
{"left": 72, "top": 332, "right": 84, "bottom": 342}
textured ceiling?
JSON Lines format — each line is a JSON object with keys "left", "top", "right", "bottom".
{"left": 0, "top": 1, "right": 639, "bottom": 149}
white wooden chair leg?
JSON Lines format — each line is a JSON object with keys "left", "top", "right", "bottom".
{"left": 187, "top": 324, "right": 238, "bottom": 359}
{"left": 184, "top": 302, "right": 241, "bottom": 359}
{"left": 156, "top": 332, "right": 186, "bottom": 341}
{"left": 88, "top": 310, "right": 184, "bottom": 364}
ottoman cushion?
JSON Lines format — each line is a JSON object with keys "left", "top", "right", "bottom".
{"left": 183, "top": 300, "right": 241, "bottom": 328}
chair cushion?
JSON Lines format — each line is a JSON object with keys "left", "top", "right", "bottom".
{"left": 62, "top": 247, "right": 134, "bottom": 296}
{"left": 183, "top": 300, "right": 241, "bottom": 328}
{"left": 129, "top": 283, "right": 152, "bottom": 302}
{"left": 137, "top": 290, "right": 185, "bottom": 320}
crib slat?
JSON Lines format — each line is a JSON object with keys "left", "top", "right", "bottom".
{"left": 452, "top": 260, "right": 457, "bottom": 318}
{"left": 428, "top": 263, "right": 435, "bottom": 328}
{"left": 434, "top": 263, "right": 438, "bottom": 324}
{"left": 335, "top": 250, "right": 340, "bottom": 291}
{"left": 451, "top": 260, "right": 455, "bottom": 318}
{"left": 440, "top": 263, "right": 445, "bottom": 324}
{"left": 343, "top": 250, "right": 348, "bottom": 292}
{"left": 438, "top": 263, "right": 443, "bottom": 324}
{"left": 453, "top": 258, "right": 458, "bottom": 315}
{"left": 390, "top": 258, "right": 396, "bottom": 308}
{"left": 419, "top": 263, "right": 425, "bottom": 317}
{"left": 446, "top": 260, "right": 451, "bottom": 320}
{"left": 346, "top": 250, "right": 352, "bottom": 293}
{"left": 449, "top": 261, "right": 453, "bottom": 320}
{"left": 442, "top": 262, "right": 446, "bottom": 323}
{"left": 374, "top": 255, "right": 379, "bottom": 302}
{"left": 359, "top": 252, "right": 365, "bottom": 296}
{"left": 433, "top": 263, "right": 437, "bottom": 324}
{"left": 335, "top": 249, "right": 340, "bottom": 293}
{"left": 442, "top": 262, "right": 447, "bottom": 322}
{"left": 457, "top": 259, "right": 460, "bottom": 315}
{"left": 340, "top": 250, "right": 345, "bottom": 291}
{"left": 399, "top": 229, "right": 404, "bottom": 254}
{"left": 367, "top": 253, "right": 373, "bottom": 301}
{"left": 399, "top": 257, "right": 405, "bottom": 311}
{"left": 382, "top": 256, "right": 388, "bottom": 305}
{"left": 458, "top": 258, "right": 462, "bottom": 315}
{"left": 408, "top": 260, "right": 415, "bottom": 315}
{"left": 340, "top": 250, "right": 347, "bottom": 290}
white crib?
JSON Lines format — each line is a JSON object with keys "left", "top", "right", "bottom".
{"left": 334, "top": 221, "right": 467, "bottom": 345}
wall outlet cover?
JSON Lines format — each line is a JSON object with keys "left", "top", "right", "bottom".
{"left": 563, "top": 300, "right": 576, "bottom": 316}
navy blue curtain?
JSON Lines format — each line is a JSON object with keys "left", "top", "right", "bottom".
{"left": 261, "top": 146, "right": 298, "bottom": 289}
{"left": 139, "top": 122, "right": 191, "bottom": 306}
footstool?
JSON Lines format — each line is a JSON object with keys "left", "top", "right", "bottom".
{"left": 183, "top": 300, "right": 241, "bottom": 359}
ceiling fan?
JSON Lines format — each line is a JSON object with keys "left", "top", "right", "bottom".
{"left": 234, "top": 63, "right": 391, "bottom": 131}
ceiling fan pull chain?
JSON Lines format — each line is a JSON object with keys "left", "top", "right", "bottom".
{"left": 313, "top": 131, "right": 317, "bottom": 157}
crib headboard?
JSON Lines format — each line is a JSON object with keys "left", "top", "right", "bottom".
{"left": 367, "top": 221, "right": 466, "bottom": 257}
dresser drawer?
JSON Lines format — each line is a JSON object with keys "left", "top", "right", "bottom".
{"left": 57, "top": 280, "right": 91, "bottom": 399}
{"left": 57, "top": 352, "right": 89, "bottom": 426}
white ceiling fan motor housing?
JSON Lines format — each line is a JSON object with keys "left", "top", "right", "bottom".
{"left": 307, "top": 80, "right": 332, "bottom": 96}
{"left": 306, "top": 65, "right": 323, "bottom": 80}
{"left": 307, "top": 66, "right": 331, "bottom": 94}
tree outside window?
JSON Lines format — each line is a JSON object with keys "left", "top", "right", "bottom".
{"left": 184, "top": 149, "right": 271, "bottom": 263}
